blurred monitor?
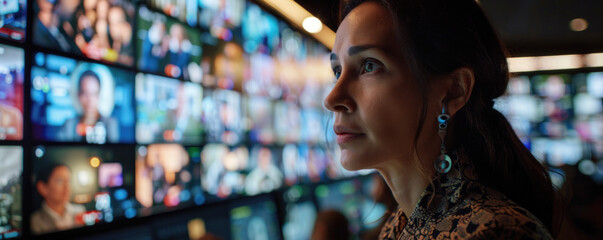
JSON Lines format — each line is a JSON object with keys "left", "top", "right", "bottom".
{"left": 245, "top": 145, "right": 283, "bottom": 196}
{"left": 531, "top": 74, "right": 571, "bottom": 100}
{"left": 201, "top": 144, "right": 249, "bottom": 200}
{"left": 507, "top": 75, "right": 531, "bottom": 95}
{"left": 32, "top": 0, "right": 135, "bottom": 66}
{"left": 135, "top": 144, "right": 204, "bottom": 216}
{"left": 531, "top": 137, "right": 583, "bottom": 166}
{"left": 0, "top": 146, "right": 22, "bottom": 239}
{"left": 31, "top": 145, "right": 136, "bottom": 235}
{"left": 135, "top": 73, "right": 203, "bottom": 144}
{"left": 202, "top": 89, "right": 243, "bottom": 145}
{"left": 75, "top": 224, "right": 153, "bottom": 240}
{"left": 137, "top": 6, "right": 203, "bottom": 83}
{"left": 245, "top": 97, "right": 275, "bottom": 144}
{"left": 242, "top": 3, "right": 280, "bottom": 55}
{"left": 229, "top": 194, "right": 281, "bottom": 240}
{"left": 315, "top": 179, "right": 364, "bottom": 235}
{"left": 278, "top": 186, "right": 316, "bottom": 240}
{"left": 152, "top": 203, "right": 231, "bottom": 240}
{"left": 148, "top": 0, "right": 198, "bottom": 27}
{"left": 30, "top": 52, "right": 135, "bottom": 144}
{"left": 274, "top": 101, "right": 302, "bottom": 144}
{"left": 0, "top": 0, "right": 26, "bottom": 42}
{"left": 0, "top": 44, "right": 24, "bottom": 140}
{"left": 244, "top": 51, "right": 280, "bottom": 98}
{"left": 280, "top": 144, "right": 306, "bottom": 186}
{"left": 586, "top": 72, "right": 603, "bottom": 97}
{"left": 198, "top": 0, "right": 244, "bottom": 40}
{"left": 300, "top": 108, "right": 326, "bottom": 144}
{"left": 300, "top": 145, "right": 329, "bottom": 183}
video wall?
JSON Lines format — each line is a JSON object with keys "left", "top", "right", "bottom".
{"left": 0, "top": 0, "right": 378, "bottom": 239}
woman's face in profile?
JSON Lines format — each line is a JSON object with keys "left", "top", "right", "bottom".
{"left": 79, "top": 75, "right": 101, "bottom": 118}
{"left": 325, "top": 2, "right": 429, "bottom": 171}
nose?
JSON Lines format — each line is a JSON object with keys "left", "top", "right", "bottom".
{"left": 323, "top": 74, "right": 356, "bottom": 113}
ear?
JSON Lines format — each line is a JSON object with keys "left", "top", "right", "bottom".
{"left": 442, "top": 67, "right": 474, "bottom": 116}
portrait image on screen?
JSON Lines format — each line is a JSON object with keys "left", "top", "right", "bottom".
{"left": 0, "top": 0, "right": 26, "bottom": 42}
{"left": 0, "top": 146, "right": 22, "bottom": 239}
{"left": 135, "top": 144, "right": 204, "bottom": 216}
{"left": 31, "top": 145, "right": 136, "bottom": 235}
{"left": 32, "top": 0, "right": 135, "bottom": 66}
{"left": 201, "top": 144, "right": 249, "bottom": 200}
{"left": 0, "top": 44, "right": 24, "bottom": 140}
{"left": 31, "top": 52, "right": 135, "bottom": 144}
{"left": 202, "top": 88, "right": 243, "bottom": 145}
{"left": 274, "top": 101, "right": 301, "bottom": 144}
{"left": 245, "top": 145, "right": 283, "bottom": 196}
{"left": 137, "top": 6, "right": 203, "bottom": 82}
{"left": 135, "top": 73, "right": 203, "bottom": 144}
{"left": 230, "top": 195, "right": 281, "bottom": 240}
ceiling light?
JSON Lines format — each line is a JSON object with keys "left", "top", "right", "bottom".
{"left": 303, "top": 16, "right": 323, "bottom": 33}
{"left": 569, "top": 18, "right": 588, "bottom": 32}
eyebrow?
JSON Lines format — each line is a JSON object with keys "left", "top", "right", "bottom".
{"left": 330, "top": 44, "right": 380, "bottom": 61}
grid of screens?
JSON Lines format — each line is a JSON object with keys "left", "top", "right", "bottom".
{"left": 2, "top": 0, "right": 602, "bottom": 238}
{"left": 0, "top": 0, "right": 366, "bottom": 238}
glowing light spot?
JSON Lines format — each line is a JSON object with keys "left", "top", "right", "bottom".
{"left": 90, "top": 157, "right": 101, "bottom": 168}
{"left": 302, "top": 17, "right": 323, "bottom": 33}
{"left": 570, "top": 18, "right": 588, "bottom": 32}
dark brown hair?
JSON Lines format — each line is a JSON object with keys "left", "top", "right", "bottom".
{"left": 339, "top": 0, "right": 559, "bottom": 236}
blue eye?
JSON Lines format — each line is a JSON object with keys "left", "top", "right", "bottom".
{"left": 362, "top": 59, "right": 381, "bottom": 73}
{"left": 335, "top": 71, "right": 341, "bottom": 79}
{"left": 333, "top": 67, "right": 342, "bottom": 80}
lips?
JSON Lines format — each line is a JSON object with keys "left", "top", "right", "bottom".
{"left": 333, "top": 125, "right": 365, "bottom": 144}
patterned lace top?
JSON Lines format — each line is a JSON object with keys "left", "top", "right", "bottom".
{"left": 378, "top": 159, "right": 553, "bottom": 240}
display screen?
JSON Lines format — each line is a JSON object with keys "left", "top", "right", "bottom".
{"left": 30, "top": 52, "right": 135, "bottom": 144}
{"left": 230, "top": 195, "right": 281, "bottom": 240}
{"left": 135, "top": 144, "right": 204, "bottom": 216}
{"left": 0, "top": 146, "right": 22, "bottom": 239}
{"left": 245, "top": 145, "right": 283, "bottom": 196}
{"left": 32, "top": 0, "right": 135, "bottom": 66}
{"left": 135, "top": 73, "right": 203, "bottom": 144}
{"left": 315, "top": 179, "right": 364, "bottom": 235}
{"left": 274, "top": 101, "right": 302, "bottom": 144}
{"left": 0, "top": 44, "right": 24, "bottom": 140}
{"left": 0, "top": 0, "right": 26, "bottom": 42}
{"left": 202, "top": 88, "right": 243, "bottom": 145}
{"left": 137, "top": 6, "right": 203, "bottom": 82}
{"left": 279, "top": 186, "right": 316, "bottom": 240}
{"left": 245, "top": 97, "right": 275, "bottom": 144}
{"left": 31, "top": 145, "right": 137, "bottom": 235}
{"left": 152, "top": 203, "right": 231, "bottom": 240}
{"left": 201, "top": 143, "right": 249, "bottom": 199}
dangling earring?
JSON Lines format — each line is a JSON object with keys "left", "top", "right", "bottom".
{"left": 434, "top": 106, "right": 452, "bottom": 174}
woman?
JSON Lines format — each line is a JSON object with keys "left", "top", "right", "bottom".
{"left": 324, "top": 0, "right": 559, "bottom": 239}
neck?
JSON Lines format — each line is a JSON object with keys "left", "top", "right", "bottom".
{"left": 376, "top": 152, "right": 434, "bottom": 216}
{"left": 45, "top": 201, "right": 66, "bottom": 217}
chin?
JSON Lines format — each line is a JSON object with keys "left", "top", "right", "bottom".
{"left": 340, "top": 154, "right": 369, "bottom": 172}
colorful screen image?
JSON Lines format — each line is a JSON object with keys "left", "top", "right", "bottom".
{"left": 279, "top": 186, "right": 317, "bottom": 240}
{"left": 31, "top": 145, "right": 136, "bottom": 235}
{"left": 33, "top": 0, "right": 135, "bottom": 66}
{"left": 245, "top": 145, "right": 283, "bottom": 196}
{"left": 137, "top": 6, "right": 203, "bottom": 82}
{"left": 299, "top": 145, "right": 330, "bottom": 183}
{"left": 135, "top": 73, "right": 203, "bottom": 144}
{"left": 229, "top": 195, "right": 281, "bottom": 240}
{"left": 0, "top": 146, "right": 22, "bottom": 239}
{"left": 245, "top": 97, "right": 275, "bottom": 144}
{"left": 0, "top": 44, "right": 24, "bottom": 140}
{"left": 202, "top": 88, "right": 243, "bottom": 145}
{"left": 197, "top": 0, "right": 245, "bottom": 40}
{"left": 315, "top": 179, "right": 364, "bottom": 235}
{"left": 135, "top": 144, "right": 204, "bottom": 216}
{"left": 148, "top": 0, "right": 199, "bottom": 27}
{"left": 30, "top": 52, "right": 135, "bottom": 144}
{"left": 241, "top": 3, "right": 280, "bottom": 55}
{"left": 531, "top": 138, "right": 583, "bottom": 166}
{"left": 300, "top": 108, "right": 327, "bottom": 144}
{"left": 0, "top": 0, "right": 26, "bottom": 42}
{"left": 531, "top": 74, "right": 571, "bottom": 100}
{"left": 201, "top": 144, "right": 249, "bottom": 199}
{"left": 202, "top": 41, "right": 246, "bottom": 91}
{"left": 152, "top": 204, "right": 231, "bottom": 240}
{"left": 274, "top": 101, "right": 302, "bottom": 144}
{"left": 281, "top": 144, "right": 307, "bottom": 186}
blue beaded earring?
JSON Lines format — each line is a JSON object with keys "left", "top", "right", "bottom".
{"left": 434, "top": 106, "right": 452, "bottom": 174}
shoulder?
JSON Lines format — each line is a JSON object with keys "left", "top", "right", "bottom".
{"left": 30, "top": 209, "right": 54, "bottom": 234}
{"left": 450, "top": 186, "right": 552, "bottom": 240}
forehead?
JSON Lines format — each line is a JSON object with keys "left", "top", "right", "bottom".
{"left": 334, "top": 2, "right": 398, "bottom": 55}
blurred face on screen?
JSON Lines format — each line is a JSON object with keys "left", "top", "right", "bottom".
{"left": 79, "top": 74, "right": 101, "bottom": 120}
{"left": 39, "top": 166, "right": 72, "bottom": 207}
{"left": 324, "top": 3, "right": 429, "bottom": 171}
